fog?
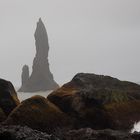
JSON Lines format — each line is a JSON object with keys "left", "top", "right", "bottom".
{"left": 0, "top": 0, "right": 140, "bottom": 87}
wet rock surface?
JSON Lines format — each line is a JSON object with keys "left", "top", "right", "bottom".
{"left": 0, "top": 125, "right": 58, "bottom": 140}
{"left": 0, "top": 125, "right": 139, "bottom": 140}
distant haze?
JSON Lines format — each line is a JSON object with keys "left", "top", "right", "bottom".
{"left": 0, "top": 0, "right": 140, "bottom": 87}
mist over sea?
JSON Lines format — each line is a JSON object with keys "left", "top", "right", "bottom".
{"left": 15, "top": 86, "right": 52, "bottom": 101}
{"left": 17, "top": 91, "right": 52, "bottom": 101}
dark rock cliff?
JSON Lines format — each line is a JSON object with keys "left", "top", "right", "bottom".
{"left": 0, "top": 125, "right": 139, "bottom": 140}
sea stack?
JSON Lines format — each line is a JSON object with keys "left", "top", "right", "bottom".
{"left": 19, "top": 18, "right": 59, "bottom": 92}
{"left": 21, "top": 65, "right": 29, "bottom": 87}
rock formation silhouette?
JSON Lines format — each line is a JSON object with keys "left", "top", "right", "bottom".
{"left": 19, "top": 18, "right": 59, "bottom": 92}
{"left": 21, "top": 65, "right": 29, "bottom": 87}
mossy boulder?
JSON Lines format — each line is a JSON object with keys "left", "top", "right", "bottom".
{"left": 105, "top": 101, "right": 140, "bottom": 130}
{"left": 48, "top": 73, "right": 140, "bottom": 130}
{"left": 5, "top": 95, "right": 70, "bottom": 133}
{"left": 0, "top": 79, "right": 20, "bottom": 115}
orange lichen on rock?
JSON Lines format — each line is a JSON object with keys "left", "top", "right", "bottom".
{"left": 105, "top": 100, "right": 140, "bottom": 130}
{"left": 5, "top": 95, "right": 70, "bottom": 133}
{"left": 47, "top": 73, "right": 140, "bottom": 130}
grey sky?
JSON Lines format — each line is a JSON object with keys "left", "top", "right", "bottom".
{"left": 0, "top": 0, "right": 140, "bottom": 86}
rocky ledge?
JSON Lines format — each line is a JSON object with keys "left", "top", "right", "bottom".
{"left": 0, "top": 125, "right": 139, "bottom": 140}
{"left": 0, "top": 125, "right": 57, "bottom": 140}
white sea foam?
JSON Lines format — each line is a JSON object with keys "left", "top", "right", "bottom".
{"left": 131, "top": 122, "right": 140, "bottom": 133}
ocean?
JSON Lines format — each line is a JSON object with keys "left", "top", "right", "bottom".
{"left": 17, "top": 90, "right": 52, "bottom": 101}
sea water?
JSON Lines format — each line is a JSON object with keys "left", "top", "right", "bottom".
{"left": 17, "top": 90, "right": 52, "bottom": 101}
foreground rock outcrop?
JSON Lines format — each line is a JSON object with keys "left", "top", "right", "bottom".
{"left": 1, "top": 74, "right": 140, "bottom": 139}
{"left": 0, "top": 125, "right": 139, "bottom": 140}
{"left": 0, "top": 125, "right": 57, "bottom": 140}
{"left": 48, "top": 73, "right": 140, "bottom": 130}
{"left": 65, "top": 128, "right": 140, "bottom": 140}
{"left": 5, "top": 95, "right": 70, "bottom": 133}
{"left": 0, "top": 79, "right": 20, "bottom": 115}
{"left": 19, "top": 18, "right": 59, "bottom": 92}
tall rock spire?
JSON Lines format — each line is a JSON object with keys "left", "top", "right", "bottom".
{"left": 19, "top": 18, "right": 59, "bottom": 92}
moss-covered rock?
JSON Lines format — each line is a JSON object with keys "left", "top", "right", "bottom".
{"left": 105, "top": 100, "right": 140, "bottom": 130}
{"left": 0, "top": 79, "right": 20, "bottom": 115}
{"left": 5, "top": 95, "right": 70, "bottom": 133}
{"left": 47, "top": 73, "right": 140, "bottom": 130}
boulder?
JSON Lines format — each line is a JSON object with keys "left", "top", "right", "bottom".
{"left": 48, "top": 73, "right": 140, "bottom": 130}
{"left": 19, "top": 18, "right": 59, "bottom": 92}
{"left": 5, "top": 95, "right": 70, "bottom": 133}
{"left": 0, "top": 79, "right": 20, "bottom": 115}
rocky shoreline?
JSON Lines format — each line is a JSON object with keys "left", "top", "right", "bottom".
{"left": 0, "top": 125, "right": 139, "bottom": 140}
{"left": 0, "top": 73, "right": 140, "bottom": 139}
